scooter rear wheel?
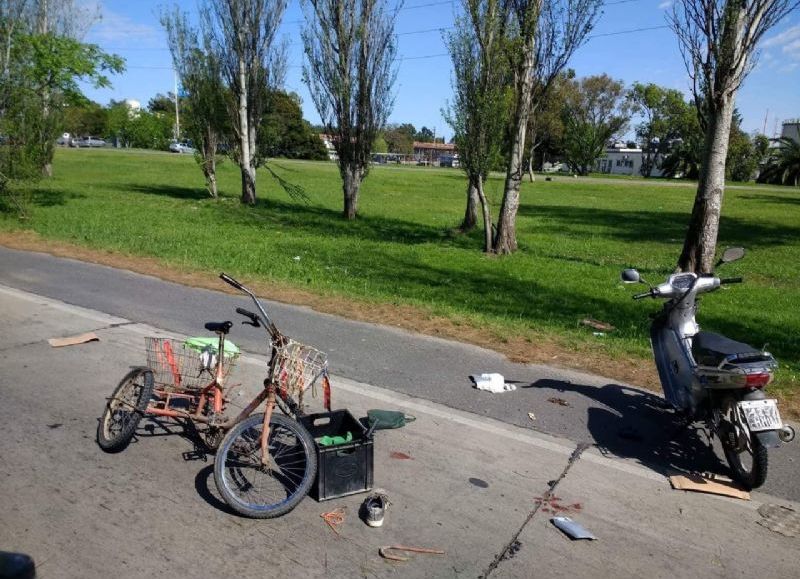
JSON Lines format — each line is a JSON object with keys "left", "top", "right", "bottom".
{"left": 720, "top": 398, "right": 768, "bottom": 490}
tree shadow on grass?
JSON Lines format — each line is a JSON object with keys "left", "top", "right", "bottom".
{"left": 518, "top": 204, "right": 800, "bottom": 249}
{"left": 738, "top": 193, "right": 800, "bottom": 207}
{"left": 527, "top": 378, "right": 729, "bottom": 478}
{"left": 127, "top": 184, "right": 210, "bottom": 201}
{"left": 219, "top": 196, "right": 472, "bottom": 248}
{"left": 24, "top": 188, "right": 86, "bottom": 207}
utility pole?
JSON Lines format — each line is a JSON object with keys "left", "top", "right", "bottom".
{"left": 174, "top": 70, "right": 180, "bottom": 140}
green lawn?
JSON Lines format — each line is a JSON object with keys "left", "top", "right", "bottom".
{"left": 3, "top": 148, "right": 799, "bottom": 403}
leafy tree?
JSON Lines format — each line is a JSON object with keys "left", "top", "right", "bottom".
{"left": 258, "top": 89, "right": 328, "bottom": 160}
{"left": 444, "top": 0, "right": 509, "bottom": 246}
{"left": 384, "top": 123, "right": 415, "bottom": 154}
{"left": 148, "top": 93, "right": 177, "bottom": 115}
{"left": 106, "top": 102, "right": 172, "bottom": 149}
{"left": 302, "top": 0, "right": 399, "bottom": 219}
{"left": 204, "top": 0, "right": 288, "bottom": 205}
{"left": 669, "top": 0, "right": 799, "bottom": 273}
{"left": 561, "top": 74, "right": 630, "bottom": 175}
{"left": 725, "top": 116, "right": 757, "bottom": 182}
{"left": 525, "top": 69, "right": 574, "bottom": 178}
{"left": 61, "top": 100, "right": 107, "bottom": 137}
{"left": 494, "top": 0, "right": 601, "bottom": 254}
{"left": 0, "top": 2, "right": 123, "bottom": 180}
{"left": 416, "top": 126, "right": 435, "bottom": 143}
{"left": 759, "top": 137, "right": 800, "bottom": 186}
{"left": 162, "top": 6, "right": 230, "bottom": 197}
{"left": 627, "top": 82, "right": 689, "bottom": 177}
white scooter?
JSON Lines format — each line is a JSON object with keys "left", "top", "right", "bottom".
{"left": 622, "top": 247, "right": 794, "bottom": 489}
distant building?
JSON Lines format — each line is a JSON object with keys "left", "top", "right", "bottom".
{"left": 781, "top": 119, "right": 799, "bottom": 143}
{"left": 413, "top": 141, "right": 457, "bottom": 166}
{"left": 318, "top": 134, "right": 338, "bottom": 161}
{"left": 594, "top": 142, "right": 666, "bottom": 177}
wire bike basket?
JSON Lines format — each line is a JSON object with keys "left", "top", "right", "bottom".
{"left": 145, "top": 337, "right": 239, "bottom": 390}
{"left": 273, "top": 339, "right": 328, "bottom": 403}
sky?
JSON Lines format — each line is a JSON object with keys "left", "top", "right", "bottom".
{"left": 81, "top": 0, "right": 800, "bottom": 139}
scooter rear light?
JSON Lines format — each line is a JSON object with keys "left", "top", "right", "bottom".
{"left": 745, "top": 373, "right": 771, "bottom": 388}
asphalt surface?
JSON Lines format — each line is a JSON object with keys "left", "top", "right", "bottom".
{"left": 1, "top": 245, "right": 797, "bottom": 502}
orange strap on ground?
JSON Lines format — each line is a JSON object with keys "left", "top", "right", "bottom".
{"left": 321, "top": 507, "right": 346, "bottom": 535}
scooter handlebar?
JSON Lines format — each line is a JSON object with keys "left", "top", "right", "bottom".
{"left": 633, "top": 290, "right": 656, "bottom": 300}
{"left": 720, "top": 277, "right": 743, "bottom": 285}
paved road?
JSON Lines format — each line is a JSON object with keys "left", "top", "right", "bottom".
{"left": 0, "top": 246, "right": 797, "bottom": 503}
{"left": 1, "top": 283, "right": 798, "bottom": 579}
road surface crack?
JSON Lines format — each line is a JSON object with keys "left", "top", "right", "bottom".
{"left": 479, "top": 442, "right": 589, "bottom": 578}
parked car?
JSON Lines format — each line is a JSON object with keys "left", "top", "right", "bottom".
{"left": 71, "top": 136, "right": 106, "bottom": 148}
{"left": 169, "top": 140, "right": 196, "bottom": 154}
{"left": 56, "top": 132, "right": 72, "bottom": 146}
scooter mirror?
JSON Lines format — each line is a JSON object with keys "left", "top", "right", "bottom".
{"left": 720, "top": 247, "right": 745, "bottom": 263}
{"left": 621, "top": 268, "right": 641, "bottom": 283}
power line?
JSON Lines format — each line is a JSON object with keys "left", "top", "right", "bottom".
{"left": 588, "top": 24, "right": 670, "bottom": 39}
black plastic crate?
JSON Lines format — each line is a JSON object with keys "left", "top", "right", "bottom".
{"left": 300, "top": 409, "right": 374, "bottom": 502}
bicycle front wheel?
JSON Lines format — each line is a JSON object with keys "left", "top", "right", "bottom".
{"left": 214, "top": 413, "right": 317, "bottom": 518}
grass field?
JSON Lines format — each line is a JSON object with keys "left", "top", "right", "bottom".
{"left": 3, "top": 147, "right": 799, "bottom": 412}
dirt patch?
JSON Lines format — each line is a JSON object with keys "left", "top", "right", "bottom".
{"left": 2, "top": 230, "right": 797, "bottom": 418}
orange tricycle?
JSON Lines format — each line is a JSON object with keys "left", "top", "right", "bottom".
{"left": 97, "top": 273, "right": 331, "bottom": 518}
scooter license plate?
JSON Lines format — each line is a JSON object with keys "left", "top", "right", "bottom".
{"left": 739, "top": 399, "right": 783, "bottom": 432}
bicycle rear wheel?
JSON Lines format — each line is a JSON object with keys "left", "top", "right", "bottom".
{"left": 97, "top": 368, "right": 154, "bottom": 453}
{"left": 214, "top": 413, "right": 317, "bottom": 518}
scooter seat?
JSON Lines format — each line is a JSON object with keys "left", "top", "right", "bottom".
{"left": 692, "top": 331, "right": 763, "bottom": 366}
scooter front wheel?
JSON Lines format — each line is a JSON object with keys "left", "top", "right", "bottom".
{"left": 720, "top": 398, "right": 768, "bottom": 490}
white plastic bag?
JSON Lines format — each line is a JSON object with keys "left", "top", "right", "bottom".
{"left": 471, "top": 373, "right": 516, "bottom": 393}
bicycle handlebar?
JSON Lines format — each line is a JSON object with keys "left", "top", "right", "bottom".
{"left": 236, "top": 307, "right": 261, "bottom": 327}
{"left": 219, "top": 272, "right": 245, "bottom": 291}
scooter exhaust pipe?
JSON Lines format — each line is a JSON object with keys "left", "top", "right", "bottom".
{"left": 779, "top": 424, "right": 795, "bottom": 443}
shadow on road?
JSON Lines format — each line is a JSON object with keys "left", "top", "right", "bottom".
{"left": 526, "top": 378, "right": 729, "bottom": 478}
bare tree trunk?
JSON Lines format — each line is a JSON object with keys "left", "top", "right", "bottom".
{"left": 237, "top": 57, "right": 256, "bottom": 204}
{"left": 38, "top": 0, "right": 53, "bottom": 178}
{"left": 342, "top": 165, "right": 362, "bottom": 219}
{"left": 476, "top": 178, "right": 493, "bottom": 253}
{"left": 460, "top": 175, "right": 480, "bottom": 232}
{"left": 677, "top": 96, "right": 735, "bottom": 274}
{"left": 494, "top": 23, "right": 537, "bottom": 255}
{"left": 527, "top": 149, "right": 535, "bottom": 182}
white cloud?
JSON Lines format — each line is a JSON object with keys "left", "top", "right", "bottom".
{"left": 86, "top": 5, "right": 160, "bottom": 47}
{"left": 762, "top": 24, "right": 800, "bottom": 62}
{"left": 658, "top": 0, "right": 673, "bottom": 9}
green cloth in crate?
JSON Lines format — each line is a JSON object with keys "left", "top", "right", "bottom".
{"left": 317, "top": 431, "right": 353, "bottom": 446}
{"left": 184, "top": 336, "right": 240, "bottom": 357}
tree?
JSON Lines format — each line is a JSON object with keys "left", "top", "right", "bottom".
{"left": 416, "top": 126, "right": 435, "bottom": 143}
{"left": 383, "top": 123, "right": 415, "bottom": 154}
{"left": 302, "top": 0, "right": 399, "bottom": 219}
{"left": 627, "top": 82, "right": 689, "bottom": 177}
{"left": 759, "top": 137, "right": 800, "bottom": 186}
{"left": 669, "top": 0, "right": 799, "bottom": 273}
{"left": 561, "top": 74, "right": 630, "bottom": 176}
{"left": 0, "top": 1, "right": 123, "bottom": 180}
{"left": 61, "top": 99, "right": 107, "bottom": 136}
{"left": 106, "top": 102, "right": 172, "bottom": 149}
{"left": 525, "top": 69, "right": 573, "bottom": 179}
{"left": 493, "top": 0, "right": 601, "bottom": 254}
{"left": 725, "top": 113, "right": 757, "bottom": 182}
{"left": 204, "top": 0, "right": 287, "bottom": 205}
{"left": 258, "top": 89, "right": 328, "bottom": 160}
{"left": 444, "top": 0, "right": 508, "bottom": 246}
{"left": 162, "top": 7, "right": 230, "bottom": 198}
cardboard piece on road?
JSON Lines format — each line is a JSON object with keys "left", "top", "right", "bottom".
{"left": 668, "top": 474, "right": 750, "bottom": 500}
{"left": 48, "top": 332, "right": 99, "bottom": 348}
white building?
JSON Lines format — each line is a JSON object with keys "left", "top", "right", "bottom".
{"left": 781, "top": 119, "right": 799, "bottom": 143}
{"left": 594, "top": 142, "right": 666, "bottom": 177}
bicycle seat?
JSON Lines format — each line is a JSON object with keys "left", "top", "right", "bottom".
{"left": 692, "top": 331, "right": 764, "bottom": 366}
{"left": 204, "top": 321, "right": 233, "bottom": 335}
